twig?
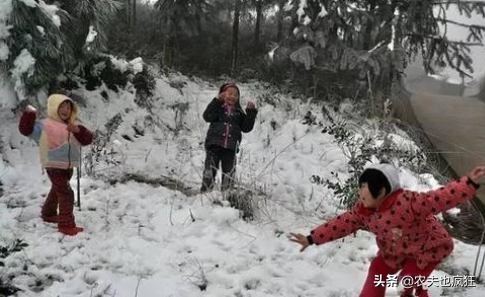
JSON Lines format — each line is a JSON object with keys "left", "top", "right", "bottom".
{"left": 189, "top": 208, "right": 196, "bottom": 222}
{"left": 169, "top": 196, "right": 175, "bottom": 226}
{"left": 228, "top": 225, "right": 257, "bottom": 249}
{"left": 135, "top": 276, "right": 142, "bottom": 297}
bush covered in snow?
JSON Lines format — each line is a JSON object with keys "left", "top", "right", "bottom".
{"left": 0, "top": 0, "right": 120, "bottom": 102}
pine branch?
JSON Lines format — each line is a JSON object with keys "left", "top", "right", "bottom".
{"left": 432, "top": 1, "right": 485, "bottom": 5}
{"left": 436, "top": 18, "right": 485, "bottom": 30}
{"left": 406, "top": 32, "right": 483, "bottom": 46}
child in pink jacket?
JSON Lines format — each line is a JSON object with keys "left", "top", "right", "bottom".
{"left": 19, "top": 94, "right": 93, "bottom": 236}
{"left": 290, "top": 164, "right": 485, "bottom": 297}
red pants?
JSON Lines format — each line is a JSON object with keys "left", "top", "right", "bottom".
{"left": 42, "top": 169, "right": 76, "bottom": 228}
{"left": 360, "top": 254, "right": 438, "bottom": 297}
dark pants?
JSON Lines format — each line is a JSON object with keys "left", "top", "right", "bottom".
{"left": 42, "top": 168, "right": 76, "bottom": 228}
{"left": 201, "top": 147, "right": 236, "bottom": 192}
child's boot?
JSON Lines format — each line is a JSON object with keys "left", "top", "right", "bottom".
{"left": 58, "top": 226, "right": 84, "bottom": 236}
{"left": 42, "top": 215, "right": 58, "bottom": 223}
{"left": 415, "top": 288, "right": 429, "bottom": 297}
{"left": 400, "top": 288, "right": 414, "bottom": 297}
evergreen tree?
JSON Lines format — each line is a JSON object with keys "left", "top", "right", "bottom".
{"left": 154, "top": 0, "right": 210, "bottom": 68}
{"left": 284, "top": 0, "right": 485, "bottom": 107}
{"left": 0, "top": 0, "right": 120, "bottom": 100}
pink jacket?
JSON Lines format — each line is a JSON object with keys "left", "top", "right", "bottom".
{"left": 309, "top": 176, "right": 479, "bottom": 269}
{"left": 18, "top": 94, "right": 93, "bottom": 169}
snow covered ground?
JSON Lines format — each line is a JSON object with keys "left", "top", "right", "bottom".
{"left": 0, "top": 71, "right": 484, "bottom": 296}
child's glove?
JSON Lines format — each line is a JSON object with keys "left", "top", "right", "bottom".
{"left": 217, "top": 92, "right": 227, "bottom": 102}
{"left": 246, "top": 101, "right": 256, "bottom": 110}
{"left": 26, "top": 105, "right": 37, "bottom": 113}
{"left": 67, "top": 124, "right": 80, "bottom": 133}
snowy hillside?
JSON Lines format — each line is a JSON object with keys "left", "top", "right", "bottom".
{"left": 0, "top": 71, "right": 484, "bottom": 297}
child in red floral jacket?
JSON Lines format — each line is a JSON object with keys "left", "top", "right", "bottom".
{"left": 19, "top": 94, "right": 93, "bottom": 236}
{"left": 290, "top": 163, "right": 485, "bottom": 297}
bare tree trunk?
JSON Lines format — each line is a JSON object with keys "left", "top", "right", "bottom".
{"left": 363, "top": 0, "right": 376, "bottom": 50}
{"left": 277, "top": 0, "right": 285, "bottom": 41}
{"left": 254, "top": 0, "right": 263, "bottom": 49}
{"left": 132, "top": 0, "right": 137, "bottom": 28}
{"left": 165, "top": 16, "right": 175, "bottom": 68}
{"left": 231, "top": 0, "right": 241, "bottom": 75}
{"left": 126, "top": 0, "right": 132, "bottom": 52}
{"left": 126, "top": 0, "right": 131, "bottom": 28}
{"left": 195, "top": 1, "right": 203, "bottom": 36}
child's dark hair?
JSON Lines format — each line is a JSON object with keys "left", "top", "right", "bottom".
{"left": 219, "top": 83, "right": 240, "bottom": 98}
{"left": 60, "top": 99, "right": 74, "bottom": 109}
{"left": 359, "top": 169, "right": 391, "bottom": 199}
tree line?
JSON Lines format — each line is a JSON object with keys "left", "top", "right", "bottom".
{"left": 1, "top": 0, "right": 484, "bottom": 111}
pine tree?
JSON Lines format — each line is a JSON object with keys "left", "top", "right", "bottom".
{"left": 284, "top": 0, "right": 485, "bottom": 106}
{"left": 2, "top": 0, "right": 73, "bottom": 99}
{"left": 47, "top": 0, "right": 121, "bottom": 62}
{"left": 155, "top": 0, "right": 210, "bottom": 68}
{"left": 0, "top": 0, "right": 121, "bottom": 100}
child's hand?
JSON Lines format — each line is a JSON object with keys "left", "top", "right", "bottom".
{"left": 218, "top": 92, "right": 227, "bottom": 102}
{"left": 468, "top": 166, "right": 485, "bottom": 184}
{"left": 289, "top": 232, "right": 310, "bottom": 252}
{"left": 247, "top": 101, "right": 256, "bottom": 110}
{"left": 26, "top": 105, "right": 37, "bottom": 114}
{"left": 67, "top": 124, "right": 80, "bottom": 133}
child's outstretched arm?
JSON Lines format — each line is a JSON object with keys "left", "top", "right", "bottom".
{"left": 410, "top": 166, "right": 485, "bottom": 217}
{"left": 240, "top": 101, "right": 258, "bottom": 132}
{"left": 203, "top": 98, "right": 224, "bottom": 123}
{"left": 290, "top": 206, "right": 364, "bottom": 252}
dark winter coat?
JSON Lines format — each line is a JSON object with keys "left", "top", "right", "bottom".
{"left": 203, "top": 98, "right": 258, "bottom": 151}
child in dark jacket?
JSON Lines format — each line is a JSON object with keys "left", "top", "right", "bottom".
{"left": 19, "top": 94, "right": 93, "bottom": 236}
{"left": 290, "top": 163, "right": 485, "bottom": 297}
{"left": 201, "top": 83, "right": 258, "bottom": 192}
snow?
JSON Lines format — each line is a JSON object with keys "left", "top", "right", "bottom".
{"left": 19, "top": 0, "right": 36, "bottom": 8}
{"left": 297, "top": 0, "right": 307, "bottom": 22}
{"left": 109, "top": 56, "right": 144, "bottom": 75}
{"left": 36, "top": 26, "right": 45, "bottom": 36}
{"left": 0, "top": 71, "right": 484, "bottom": 296}
{"left": 0, "top": 24, "right": 12, "bottom": 40}
{"left": 38, "top": 0, "right": 61, "bottom": 27}
{"left": 303, "top": 15, "right": 311, "bottom": 26}
{"left": 110, "top": 56, "right": 130, "bottom": 73}
{"left": 130, "top": 57, "right": 144, "bottom": 75}
{"left": 51, "top": 15, "right": 61, "bottom": 27}
{"left": 0, "top": 42, "right": 9, "bottom": 60}
{"left": 268, "top": 46, "right": 277, "bottom": 61}
{"left": 388, "top": 8, "right": 400, "bottom": 51}
{"left": 283, "top": 1, "right": 293, "bottom": 12}
{"left": 318, "top": 4, "right": 328, "bottom": 18}
{"left": 10, "top": 49, "right": 36, "bottom": 101}
{"left": 0, "top": 73, "right": 17, "bottom": 108}
{"left": 0, "top": 0, "right": 12, "bottom": 25}
{"left": 85, "top": 26, "right": 97, "bottom": 44}
{"left": 0, "top": 0, "right": 13, "bottom": 61}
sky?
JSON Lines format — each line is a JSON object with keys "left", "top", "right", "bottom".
{"left": 439, "top": 3, "right": 485, "bottom": 82}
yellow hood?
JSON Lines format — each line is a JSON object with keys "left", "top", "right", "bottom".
{"left": 47, "top": 94, "right": 78, "bottom": 124}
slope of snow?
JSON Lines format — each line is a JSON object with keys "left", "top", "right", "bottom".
{"left": 0, "top": 72, "right": 483, "bottom": 296}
